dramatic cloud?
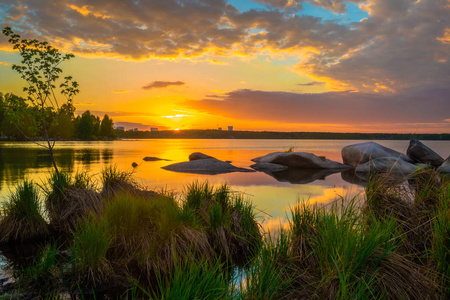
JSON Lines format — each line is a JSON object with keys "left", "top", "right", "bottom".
{"left": 142, "top": 81, "right": 186, "bottom": 90}
{"left": 183, "top": 88, "right": 450, "bottom": 126}
{"left": 0, "top": 0, "right": 448, "bottom": 93}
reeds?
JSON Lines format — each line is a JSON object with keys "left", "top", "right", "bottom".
{"left": 0, "top": 180, "right": 48, "bottom": 243}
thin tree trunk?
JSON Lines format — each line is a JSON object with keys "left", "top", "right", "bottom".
{"left": 43, "top": 123, "right": 60, "bottom": 182}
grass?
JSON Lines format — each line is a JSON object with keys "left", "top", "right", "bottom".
{"left": 148, "top": 257, "right": 231, "bottom": 300}
{"left": 2, "top": 167, "right": 448, "bottom": 299}
{"left": 70, "top": 216, "right": 112, "bottom": 288}
{"left": 18, "top": 244, "right": 61, "bottom": 295}
{"left": 0, "top": 180, "right": 48, "bottom": 243}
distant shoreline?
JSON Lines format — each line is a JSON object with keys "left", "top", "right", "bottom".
{"left": 116, "top": 129, "right": 450, "bottom": 140}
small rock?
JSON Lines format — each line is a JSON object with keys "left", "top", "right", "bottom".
{"left": 131, "top": 162, "right": 138, "bottom": 168}
{"left": 143, "top": 156, "right": 171, "bottom": 162}
{"left": 188, "top": 152, "right": 215, "bottom": 161}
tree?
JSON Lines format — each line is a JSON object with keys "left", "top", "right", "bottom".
{"left": 100, "top": 114, "right": 114, "bottom": 138}
{"left": 77, "top": 110, "right": 99, "bottom": 140}
{"left": 2, "top": 27, "right": 79, "bottom": 181}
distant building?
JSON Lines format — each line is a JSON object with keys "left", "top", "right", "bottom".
{"left": 151, "top": 127, "right": 159, "bottom": 132}
{"left": 218, "top": 127, "right": 222, "bottom": 131}
{"left": 228, "top": 126, "right": 233, "bottom": 131}
{"left": 133, "top": 128, "right": 138, "bottom": 132}
{"left": 115, "top": 126, "right": 125, "bottom": 131}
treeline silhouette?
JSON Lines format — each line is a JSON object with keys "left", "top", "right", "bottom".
{"left": 118, "top": 129, "right": 450, "bottom": 140}
{"left": 0, "top": 93, "right": 115, "bottom": 140}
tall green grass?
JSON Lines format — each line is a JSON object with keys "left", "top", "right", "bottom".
{"left": 0, "top": 180, "right": 48, "bottom": 243}
{"left": 18, "top": 244, "right": 61, "bottom": 295}
{"left": 70, "top": 216, "right": 112, "bottom": 288}
{"left": 149, "top": 257, "right": 231, "bottom": 300}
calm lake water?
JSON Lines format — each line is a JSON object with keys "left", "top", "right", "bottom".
{"left": 1, "top": 139, "right": 448, "bottom": 230}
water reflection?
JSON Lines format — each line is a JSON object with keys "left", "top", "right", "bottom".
{"left": 261, "top": 168, "right": 343, "bottom": 184}
{"left": 340, "top": 169, "right": 367, "bottom": 186}
{"left": 0, "top": 145, "right": 112, "bottom": 190}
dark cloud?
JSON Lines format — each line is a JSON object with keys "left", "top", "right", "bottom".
{"left": 298, "top": 81, "right": 325, "bottom": 86}
{"left": 183, "top": 88, "right": 450, "bottom": 125}
{"left": 142, "top": 81, "right": 186, "bottom": 90}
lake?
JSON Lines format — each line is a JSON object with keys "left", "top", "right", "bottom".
{"left": 0, "top": 139, "right": 448, "bottom": 230}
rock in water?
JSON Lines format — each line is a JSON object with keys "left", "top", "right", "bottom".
{"left": 407, "top": 139, "right": 444, "bottom": 167}
{"left": 251, "top": 152, "right": 350, "bottom": 170}
{"left": 162, "top": 155, "right": 254, "bottom": 175}
{"left": 355, "top": 157, "right": 417, "bottom": 175}
{"left": 437, "top": 156, "right": 450, "bottom": 173}
{"left": 131, "top": 162, "right": 138, "bottom": 168}
{"left": 342, "top": 142, "right": 413, "bottom": 168}
{"left": 188, "top": 152, "right": 215, "bottom": 161}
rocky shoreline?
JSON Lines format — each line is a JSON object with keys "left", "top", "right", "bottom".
{"left": 157, "top": 139, "right": 449, "bottom": 180}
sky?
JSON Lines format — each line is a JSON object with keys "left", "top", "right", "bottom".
{"left": 0, "top": 0, "right": 449, "bottom": 133}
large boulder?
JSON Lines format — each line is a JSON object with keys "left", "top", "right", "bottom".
{"left": 162, "top": 155, "right": 253, "bottom": 175}
{"left": 407, "top": 139, "right": 444, "bottom": 167}
{"left": 342, "top": 142, "right": 413, "bottom": 168}
{"left": 355, "top": 157, "right": 417, "bottom": 176}
{"left": 437, "top": 156, "right": 450, "bottom": 173}
{"left": 251, "top": 152, "right": 350, "bottom": 170}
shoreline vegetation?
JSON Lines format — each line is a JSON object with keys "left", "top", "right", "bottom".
{"left": 2, "top": 129, "right": 449, "bottom": 142}
{"left": 0, "top": 166, "right": 449, "bottom": 299}
{"left": 116, "top": 129, "right": 450, "bottom": 140}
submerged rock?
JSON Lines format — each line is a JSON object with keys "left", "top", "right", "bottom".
{"left": 355, "top": 157, "right": 417, "bottom": 176}
{"left": 162, "top": 156, "right": 254, "bottom": 175}
{"left": 342, "top": 142, "right": 413, "bottom": 168}
{"left": 251, "top": 152, "right": 350, "bottom": 170}
{"left": 407, "top": 139, "right": 444, "bottom": 167}
{"left": 143, "top": 156, "right": 171, "bottom": 162}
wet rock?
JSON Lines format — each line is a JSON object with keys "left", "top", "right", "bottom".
{"left": 355, "top": 157, "right": 418, "bottom": 176}
{"left": 131, "top": 162, "right": 138, "bottom": 168}
{"left": 162, "top": 158, "right": 254, "bottom": 175}
{"left": 407, "top": 139, "right": 444, "bottom": 167}
{"left": 250, "top": 162, "right": 288, "bottom": 172}
{"left": 188, "top": 152, "right": 215, "bottom": 161}
{"left": 342, "top": 142, "right": 413, "bottom": 168}
{"left": 437, "top": 156, "right": 450, "bottom": 173}
{"left": 251, "top": 152, "right": 350, "bottom": 170}
{"left": 143, "top": 156, "right": 171, "bottom": 161}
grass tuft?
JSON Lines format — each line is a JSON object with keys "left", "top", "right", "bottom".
{"left": 0, "top": 180, "right": 48, "bottom": 243}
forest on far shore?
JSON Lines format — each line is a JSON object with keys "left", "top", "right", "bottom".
{"left": 0, "top": 93, "right": 115, "bottom": 141}
{"left": 118, "top": 129, "right": 450, "bottom": 140}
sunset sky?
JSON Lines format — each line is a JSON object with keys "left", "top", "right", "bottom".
{"left": 0, "top": 0, "right": 449, "bottom": 133}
